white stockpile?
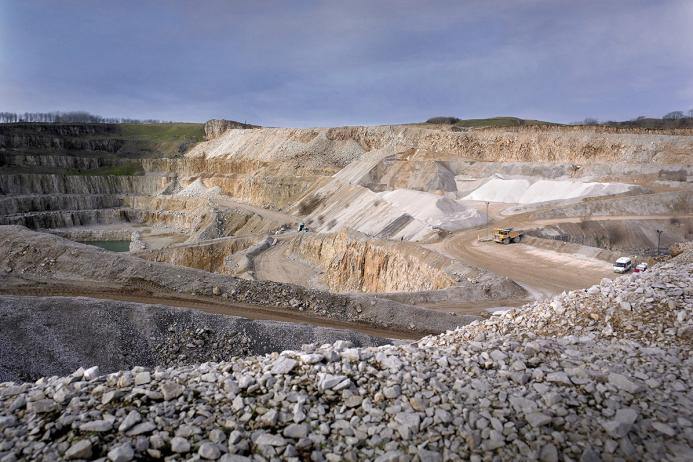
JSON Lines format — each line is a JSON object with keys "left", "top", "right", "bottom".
{"left": 306, "top": 182, "right": 484, "bottom": 241}
{"left": 305, "top": 151, "right": 486, "bottom": 240}
{"left": 379, "top": 189, "right": 484, "bottom": 231}
{"left": 463, "top": 175, "right": 636, "bottom": 204}
{"left": 175, "top": 179, "right": 221, "bottom": 198}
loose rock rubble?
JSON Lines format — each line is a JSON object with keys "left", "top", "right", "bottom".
{"left": 0, "top": 250, "right": 691, "bottom": 461}
{"left": 433, "top": 247, "right": 692, "bottom": 349}
{"left": 0, "top": 296, "right": 390, "bottom": 383}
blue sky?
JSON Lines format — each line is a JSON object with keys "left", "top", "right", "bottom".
{"left": 1, "top": 0, "right": 691, "bottom": 126}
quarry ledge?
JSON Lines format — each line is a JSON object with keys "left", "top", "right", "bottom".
{"left": 0, "top": 225, "right": 480, "bottom": 337}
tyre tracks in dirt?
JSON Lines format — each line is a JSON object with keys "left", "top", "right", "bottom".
{"left": 0, "top": 281, "right": 417, "bottom": 340}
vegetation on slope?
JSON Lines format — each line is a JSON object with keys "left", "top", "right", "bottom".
{"left": 67, "top": 160, "right": 145, "bottom": 176}
{"left": 117, "top": 123, "right": 205, "bottom": 157}
{"left": 425, "top": 116, "right": 557, "bottom": 128}
{"left": 0, "top": 122, "right": 205, "bottom": 159}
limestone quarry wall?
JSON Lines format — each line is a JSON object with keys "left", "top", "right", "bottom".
{"left": 201, "top": 175, "right": 319, "bottom": 208}
{"left": 446, "top": 160, "right": 693, "bottom": 180}
{"left": 204, "top": 119, "right": 258, "bottom": 140}
{"left": 142, "top": 158, "right": 328, "bottom": 208}
{"left": 0, "top": 123, "right": 123, "bottom": 152}
{"left": 0, "top": 208, "right": 139, "bottom": 229}
{"left": 0, "top": 194, "right": 123, "bottom": 216}
{"left": 137, "top": 236, "right": 258, "bottom": 273}
{"left": 0, "top": 153, "right": 123, "bottom": 170}
{"left": 407, "top": 126, "right": 693, "bottom": 164}
{"left": 0, "top": 174, "right": 168, "bottom": 195}
{"left": 532, "top": 190, "right": 693, "bottom": 219}
{"left": 187, "top": 125, "right": 693, "bottom": 169}
{"left": 285, "top": 230, "right": 456, "bottom": 293}
{"left": 142, "top": 158, "right": 265, "bottom": 176}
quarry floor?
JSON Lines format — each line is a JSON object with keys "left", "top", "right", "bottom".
{"left": 430, "top": 225, "right": 616, "bottom": 299}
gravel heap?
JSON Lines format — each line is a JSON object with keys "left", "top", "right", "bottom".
{"left": 430, "top": 248, "right": 692, "bottom": 349}
{"left": 0, "top": 296, "right": 390, "bottom": 384}
{"left": 1, "top": 251, "right": 691, "bottom": 461}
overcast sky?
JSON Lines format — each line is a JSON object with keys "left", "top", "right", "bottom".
{"left": 1, "top": 0, "right": 692, "bottom": 127}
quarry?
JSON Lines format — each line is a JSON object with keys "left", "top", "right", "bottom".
{"left": 0, "top": 120, "right": 691, "bottom": 461}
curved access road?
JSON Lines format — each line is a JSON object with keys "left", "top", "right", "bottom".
{"left": 431, "top": 231, "right": 614, "bottom": 298}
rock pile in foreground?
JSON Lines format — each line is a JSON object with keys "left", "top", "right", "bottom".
{"left": 1, "top": 251, "right": 691, "bottom": 461}
{"left": 0, "top": 296, "right": 390, "bottom": 383}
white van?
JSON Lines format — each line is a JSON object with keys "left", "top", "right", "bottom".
{"left": 613, "top": 257, "right": 632, "bottom": 273}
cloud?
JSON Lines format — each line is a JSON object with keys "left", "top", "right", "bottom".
{"left": 1, "top": 0, "right": 691, "bottom": 125}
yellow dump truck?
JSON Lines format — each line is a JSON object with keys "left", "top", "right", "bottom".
{"left": 493, "top": 227, "right": 523, "bottom": 244}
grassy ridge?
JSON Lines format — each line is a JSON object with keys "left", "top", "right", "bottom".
{"left": 453, "top": 117, "right": 557, "bottom": 128}
{"left": 425, "top": 116, "right": 557, "bottom": 128}
{"left": 116, "top": 123, "right": 205, "bottom": 158}
{"left": 67, "top": 161, "right": 145, "bottom": 176}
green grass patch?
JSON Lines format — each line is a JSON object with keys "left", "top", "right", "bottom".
{"left": 67, "top": 161, "right": 145, "bottom": 176}
{"left": 115, "top": 123, "right": 205, "bottom": 158}
{"left": 117, "top": 123, "right": 205, "bottom": 143}
{"left": 455, "top": 116, "right": 557, "bottom": 128}
{"left": 425, "top": 116, "right": 558, "bottom": 128}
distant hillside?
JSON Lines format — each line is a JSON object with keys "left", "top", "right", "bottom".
{"left": 425, "top": 114, "right": 693, "bottom": 131}
{"left": 424, "top": 116, "right": 558, "bottom": 128}
{"left": 601, "top": 117, "right": 693, "bottom": 130}
{"left": 0, "top": 122, "right": 205, "bottom": 158}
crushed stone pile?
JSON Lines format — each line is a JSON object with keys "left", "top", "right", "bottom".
{"left": 378, "top": 189, "right": 485, "bottom": 231}
{"left": 1, "top": 251, "right": 691, "bottom": 461}
{"left": 463, "top": 177, "right": 637, "bottom": 204}
{"left": 175, "top": 179, "right": 222, "bottom": 198}
{"left": 435, "top": 251, "right": 692, "bottom": 349}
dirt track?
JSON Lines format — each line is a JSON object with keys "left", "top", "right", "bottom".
{"left": 0, "top": 281, "right": 418, "bottom": 340}
{"left": 253, "top": 243, "right": 325, "bottom": 288}
{"left": 426, "top": 214, "right": 672, "bottom": 298}
{"left": 435, "top": 235, "right": 614, "bottom": 298}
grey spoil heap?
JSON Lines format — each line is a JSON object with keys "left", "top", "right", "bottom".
{"left": 0, "top": 246, "right": 691, "bottom": 461}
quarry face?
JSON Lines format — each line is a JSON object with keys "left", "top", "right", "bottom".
{"left": 1, "top": 121, "right": 691, "bottom": 359}
{"left": 0, "top": 120, "right": 692, "bottom": 461}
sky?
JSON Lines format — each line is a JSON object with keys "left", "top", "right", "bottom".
{"left": 1, "top": 0, "right": 692, "bottom": 127}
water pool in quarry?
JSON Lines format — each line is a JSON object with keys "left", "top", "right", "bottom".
{"left": 78, "top": 240, "right": 131, "bottom": 252}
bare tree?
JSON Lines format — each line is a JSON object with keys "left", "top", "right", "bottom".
{"left": 582, "top": 117, "right": 599, "bottom": 125}
{"left": 687, "top": 109, "right": 693, "bottom": 118}
{"left": 663, "top": 111, "right": 684, "bottom": 120}
{"left": 0, "top": 110, "right": 177, "bottom": 124}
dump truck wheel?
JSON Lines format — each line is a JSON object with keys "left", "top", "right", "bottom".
{"left": 513, "top": 236, "right": 521, "bottom": 243}
{"left": 503, "top": 238, "right": 510, "bottom": 245}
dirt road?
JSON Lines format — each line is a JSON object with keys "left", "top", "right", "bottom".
{"left": 0, "top": 280, "right": 417, "bottom": 340}
{"left": 435, "top": 234, "right": 614, "bottom": 298}
{"left": 427, "top": 215, "right": 632, "bottom": 298}
{"left": 213, "top": 196, "right": 299, "bottom": 226}
{"left": 253, "top": 243, "right": 326, "bottom": 289}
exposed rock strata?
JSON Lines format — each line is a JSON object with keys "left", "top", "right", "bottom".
{"left": 286, "top": 230, "right": 456, "bottom": 293}
{"left": 0, "top": 174, "right": 167, "bottom": 195}
{"left": 189, "top": 125, "right": 693, "bottom": 166}
{"left": 204, "top": 119, "right": 258, "bottom": 140}
{"left": 137, "top": 236, "right": 259, "bottom": 273}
